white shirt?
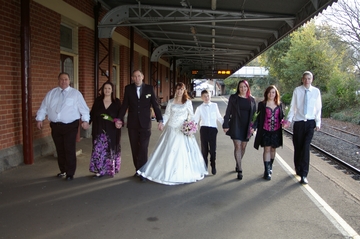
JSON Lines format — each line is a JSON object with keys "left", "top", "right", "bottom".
{"left": 287, "top": 85, "right": 322, "bottom": 127}
{"left": 36, "top": 86, "right": 90, "bottom": 123}
{"left": 194, "top": 102, "right": 223, "bottom": 128}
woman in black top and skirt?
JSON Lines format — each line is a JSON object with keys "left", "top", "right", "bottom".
{"left": 223, "top": 80, "right": 256, "bottom": 180}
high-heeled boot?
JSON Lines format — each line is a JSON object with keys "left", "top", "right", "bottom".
{"left": 237, "top": 171, "right": 243, "bottom": 180}
{"left": 269, "top": 158, "right": 274, "bottom": 174}
{"left": 263, "top": 161, "right": 271, "bottom": 180}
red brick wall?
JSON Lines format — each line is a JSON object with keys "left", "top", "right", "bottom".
{"left": 115, "top": 26, "right": 129, "bottom": 39}
{"left": 0, "top": 0, "right": 21, "bottom": 149}
{"left": 133, "top": 51, "right": 140, "bottom": 73}
{"left": 64, "top": 0, "right": 94, "bottom": 18}
{"left": 143, "top": 56, "right": 151, "bottom": 85}
{"left": 120, "top": 45, "right": 130, "bottom": 102}
{"left": 78, "top": 27, "right": 94, "bottom": 107}
{"left": 135, "top": 32, "right": 148, "bottom": 50}
{"left": 0, "top": 0, "right": 170, "bottom": 154}
{"left": 31, "top": 2, "right": 62, "bottom": 140}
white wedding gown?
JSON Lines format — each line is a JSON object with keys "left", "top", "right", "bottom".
{"left": 137, "top": 99, "right": 208, "bottom": 185}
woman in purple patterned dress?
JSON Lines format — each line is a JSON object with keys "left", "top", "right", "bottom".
{"left": 89, "top": 81, "right": 121, "bottom": 178}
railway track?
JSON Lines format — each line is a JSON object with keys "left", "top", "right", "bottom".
{"left": 321, "top": 123, "right": 360, "bottom": 148}
{"left": 283, "top": 128, "right": 360, "bottom": 180}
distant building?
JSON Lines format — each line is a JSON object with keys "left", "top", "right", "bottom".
{"left": 231, "top": 67, "right": 269, "bottom": 78}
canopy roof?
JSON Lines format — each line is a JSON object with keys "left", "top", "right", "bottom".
{"left": 98, "top": 0, "right": 337, "bottom": 78}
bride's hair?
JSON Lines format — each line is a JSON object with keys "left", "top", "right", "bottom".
{"left": 174, "top": 82, "right": 190, "bottom": 104}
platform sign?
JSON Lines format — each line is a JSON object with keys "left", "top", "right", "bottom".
{"left": 216, "top": 70, "right": 232, "bottom": 75}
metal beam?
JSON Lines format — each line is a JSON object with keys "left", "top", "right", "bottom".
{"left": 98, "top": 4, "right": 295, "bottom": 38}
{"left": 150, "top": 44, "right": 250, "bottom": 62}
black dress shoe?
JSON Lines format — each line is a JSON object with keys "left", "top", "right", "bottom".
{"left": 57, "top": 172, "right": 66, "bottom": 177}
{"left": 300, "top": 176, "right": 308, "bottom": 184}
{"left": 211, "top": 167, "right": 217, "bottom": 175}
{"left": 66, "top": 175, "right": 74, "bottom": 181}
{"left": 237, "top": 171, "right": 243, "bottom": 180}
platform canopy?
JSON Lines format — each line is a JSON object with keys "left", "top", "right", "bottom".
{"left": 97, "top": 0, "right": 338, "bottom": 78}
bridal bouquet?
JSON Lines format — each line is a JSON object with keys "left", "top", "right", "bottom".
{"left": 281, "top": 106, "right": 290, "bottom": 127}
{"left": 181, "top": 119, "right": 198, "bottom": 136}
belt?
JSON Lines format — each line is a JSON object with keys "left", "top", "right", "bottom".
{"left": 51, "top": 120, "right": 79, "bottom": 125}
{"left": 295, "top": 119, "right": 315, "bottom": 122}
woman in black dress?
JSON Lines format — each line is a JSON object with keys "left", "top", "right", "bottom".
{"left": 223, "top": 80, "right": 256, "bottom": 180}
{"left": 89, "top": 81, "right": 122, "bottom": 178}
{"left": 254, "top": 85, "right": 284, "bottom": 180}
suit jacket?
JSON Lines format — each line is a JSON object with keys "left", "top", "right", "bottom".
{"left": 118, "top": 83, "right": 163, "bottom": 129}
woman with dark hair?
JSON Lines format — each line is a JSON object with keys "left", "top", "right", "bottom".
{"left": 254, "top": 85, "right": 284, "bottom": 180}
{"left": 137, "top": 82, "right": 208, "bottom": 185}
{"left": 89, "top": 81, "right": 122, "bottom": 178}
{"left": 223, "top": 80, "right": 257, "bottom": 180}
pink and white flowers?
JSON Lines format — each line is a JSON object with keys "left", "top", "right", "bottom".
{"left": 181, "top": 119, "right": 198, "bottom": 136}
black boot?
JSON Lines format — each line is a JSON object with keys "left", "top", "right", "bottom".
{"left": 211, "top": 162, "right": 216, "bottom": 175}
{"left": 270, "top": 158, "right": 274, "bottom": 174}
{"left": 263, "top": 161, "right": 271, "bottom": 180}
{"left": 237, "top": 171, "right": 243, "bottom": 180}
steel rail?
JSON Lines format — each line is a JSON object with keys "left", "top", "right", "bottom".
{"left": 283, "top": 129, "right": 360, "bottom": 176}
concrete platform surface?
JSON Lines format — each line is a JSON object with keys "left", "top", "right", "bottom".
{"left": 1, "top": 97, "right": 360, "bottom": 239}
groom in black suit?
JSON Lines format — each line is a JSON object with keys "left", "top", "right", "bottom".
{"left": 118, "top": 70, "right": 163, "bottom": 181}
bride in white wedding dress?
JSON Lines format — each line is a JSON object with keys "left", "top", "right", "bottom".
{"left": 137, "top": 82, "right": 208, "bottom": 185}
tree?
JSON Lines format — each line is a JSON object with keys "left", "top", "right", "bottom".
{"left": 321, "top": 0, "right": 360, "bottom": 71}
{"left": 280, "top": 21, "right": 340, "bottom": 93}
{"left": 315, "top": 23, "right": 355, "bottom": 73}
{"left": 258, "top": 36, "right": 291, "bottom": 88}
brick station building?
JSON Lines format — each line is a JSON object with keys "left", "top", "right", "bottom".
{"left": 0, "top": 0, "right": 185, "bottom": 171}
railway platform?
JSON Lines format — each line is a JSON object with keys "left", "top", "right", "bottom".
{"left": 0, "top": 97, "right": 359, "bottom": 239}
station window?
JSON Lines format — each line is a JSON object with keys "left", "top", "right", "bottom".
{"left": 60, "top": 18, "right": 79, "bottom": 89}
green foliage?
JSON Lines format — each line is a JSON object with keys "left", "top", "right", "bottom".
{"left": 321, "top": 93, "right": 342, "bottom": 117}
{"left": 224, "top": 76, "right": 278, "bottom": 98}
{"left": 322, "top": 74, "right": 360, "bottom": 118}
{"left": 259, "top": 37, "right": 291, "bottom": 81}
{"left": 331, "top": 108, "right": 360, "bottom": 124}
{"left": 257, "top": 20, "right": 360, "bottom": 122}
{"left": 280, "top": 92, "right": 292, "bottom": 105}
{"left": 223, "top": 77, "right": 241, "bottom": 94}
{"left": 281, "top": 22, "right": 339, "bottom": 93}
{"left": 327, "top": 72, "right": 359, "bottom": 101}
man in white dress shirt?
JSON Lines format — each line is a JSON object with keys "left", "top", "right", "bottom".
{"left": 36, "top": 72, "right": 90, "bottom": 180}
{"left": 194, "top": 90, "right": 224, "bottom": 175}
{"left": 286, "top": 71, "right": 322, "bottom": 184}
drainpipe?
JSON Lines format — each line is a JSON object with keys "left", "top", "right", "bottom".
{"left": 130, "top": 27, "right": 134, "bottom": 80}
{"left": 94, "top": 2, "right": 101, "bottom": 99}
{"left": 21, "top": 0, "right": 34, "bottom": 164}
